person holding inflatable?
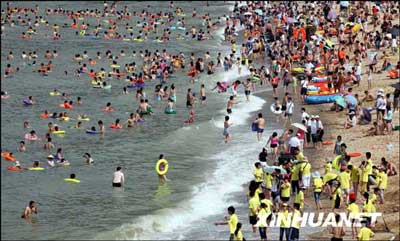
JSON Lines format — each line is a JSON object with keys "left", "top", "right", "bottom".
{"left": 156, "top": 154, "right": 169, "bottom": 184}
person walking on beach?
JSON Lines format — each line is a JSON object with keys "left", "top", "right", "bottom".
{"left": 112, "top": 166, "right": 124, "bottom": 187}
{"left": 223, "top": 116, "right": 233, "bottom": 143}
{"left": 214, "top": 206, "right": 239, "bottom": 241}
{"left": 21, "top": 201, "right": 37, "bottom": 220}
{"left": 253, "top": 113, "right": 265, "bottom": 142}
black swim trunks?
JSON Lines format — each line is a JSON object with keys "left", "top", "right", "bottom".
{"left": 227, "top": 108, "right": 232, "bottom": 114}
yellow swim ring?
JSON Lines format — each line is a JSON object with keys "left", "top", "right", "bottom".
{"left": 64, "top": 178, "right": 80, "bottom": 183}
{"left": 156, "top": 159, "right": 168, "bottom": 175}
{"left": 29, "top": 167, "right": 45, "bottom": 171}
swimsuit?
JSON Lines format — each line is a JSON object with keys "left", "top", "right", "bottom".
{"left": 227, "top": 108, "right": 232, "bottom": 114}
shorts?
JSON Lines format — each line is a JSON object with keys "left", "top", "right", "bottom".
{"left": 201, "top": 96, "right": 206, "bottom": 101}
{"left": 284, "top": 113, "right": 292, "bottom": 117}
{"left": 301, "top": 87, "right": 307, "bottom": 95}
{"left": 302, "top": 175, "right": 310, "bottom": 188}
{"left": 281, "top": 196, "right": 290, "bottom": 202}
{"left": 334, "top": 196, "right": 341, "bottom": 209}
{"left": 378, "top": 109, "right": 385, "bottom": 116}
{"left": 259, "top": 227, "right": 267, "bottom": 239}
{"left": 270, "top": 143, "right": 278, "bottom": 148}
{"left": 227, "top": 108, "right": 232, "bottom": 114}
{"left": 281, "top": 105, "right": 287, "bottom": 111}
{"left": 112, "top": 182, "right": 122, "bottom": 187}
{"left": 311, "top": 134, "right": 318, "bottom": 143}
{"left": 386, "top": 119, "right": 392, "bottom": 124}
{"left": 379, "top": 189, "right": 385, "bottom": 201}
{"left": 331, "top": 237, "right": 343, "bottom": 241}
{"left": 257, "top": 128, "right": 264, "bottom": 133}
{"left": 186, "top": 101, "right": 192, "bottom": 107}
{"left": 272, "top": 84, "right": 278, "bottom": 89}
{"left": 271, "top": 191, "right": 279, "bottom": 200}
{"left": 245, "top": 90, "right": 251, "bottom": 96}
{"left": 327, "top": 179, "right": 335, "bottom": 187}
{"left": 314, "top": 191, "right": 321, "bottom": 202}
{"left": 250, "top": 215, "right": 257, "bottom": 225}
{"left": 291, "top": 180, "right": 299, "bottom": 193}
{"left": 223, "top": 129, "right": 230, "bottom": 137}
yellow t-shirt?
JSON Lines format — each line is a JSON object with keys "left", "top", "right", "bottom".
{"left": 325, "top": 162, "right": 332, "bottom": 173}
{"left": 229, "top": 214, "right": 238, "bottom": 234}
{"left": 367, "top": 159, "right": 373, "bottom": 175}
{"left": 294, "top": 191, "right": 304, "bottom": 210}
{"left": 264, "top": 173, "right": 272, "bottom": 188}
{"left": 347, "top": 202, "right": 359, "bottom": 219}
{"left": 296, "top": 152, "right": 304, "bottom": 162}
{"left": 257, "top": 208, "right": 269, "bottom": 228}
{"left": 357, "top": 227, "right": 374, "bottom": 241}
{"left": 249, "top": 195, "right": 260, "bottom": 216}
{"left": 361, "top": 164, "right": 371, "bottom": 183}
{"left": 378, "top": 171, "right": 387, "bottom": 190}
{"left": 278, "top": 210, "right": 291, "bottom": 228}
{"left": 234, "top": 230, "right": 243, "bottom": 241}
{"left": 260, "top": 199, "right": 273, "bottom": 214}
{"left": 254, "top": 168, "right": 264, "bottom": 183}
{"left": 291, "top": 164, "right": 299, "bottom": 181}
{"left": 363, "top": 200, "right": 375, "bottom": 214}
{"left": 351, "top": 167, "right": 360, "bottom": 182}
{"left": 338, "top": 171, "right": 350, "bottom": 189}
{"left": 323, "top": 172, "right": 338, "bottom": 184}
{"left": 281, "top": 182, "right": 291, "bottom": 198}
{"left": 291, "top": 209, "right": 301, "bottom": 229}
{"left": 301, "top": 162, "right": 311, "bottom": 177}
{"left": 313, "top": 177, "right": 323, "bottom": 192}
{"left": 331, "top": 187, "right": 342, "bottom": 208}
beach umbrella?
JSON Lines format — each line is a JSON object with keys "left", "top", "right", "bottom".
{"left": 263, "top": 165, "right": 287, "bottom": 174}
{"left": 335, "top": 96, "right": 346, "bottom": 108}
{"left": 291, "top": 123, "right": 308, "bottom": 132}
{"left": 344, "top": 94, "right": 358, "bottom": 106}
{"left": 255, "top": 9, "right": 263, "bottom": 16}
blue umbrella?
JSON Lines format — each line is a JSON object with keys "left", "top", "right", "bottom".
{"left": 344, "top": 94, "right": 358, "bottom": 108}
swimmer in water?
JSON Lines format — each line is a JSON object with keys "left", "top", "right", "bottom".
{"left": 165, "top": 98, "right": 174, "bottom": 113}
{"left": 98, "top": 120, "right": 105, "bottom": 133}
{"left": 226, "top": 96, "right": 238, "bottom": 114}
{"left": 23, "top": 121, "right": 30, "bottom": 129}
{"left": 103, "top": 102, "right": 115, "bottom": 112}
{"left": 44, "top": 137, "right": 55, "bottom": 150}
{"left": 157, "top": 154, "right": 168, "bottom": 184}
{"left": 18, "top": 141, "right": 26, "bottom": 152}
{"left": 223, "top": 115, "right": 233, "bottom": 143}
{"left": 200, "top": 84, "right": 206, "bottom": 106}
{"left": 83, "top": 153, "right": 94, "bottom": 164}
{"left": 111, "top": 119, "right": 123, "bottom": 128}
{"left": 126, "top": 113, "right": 135, "bottom": 127}
{"left": 72, "top": 121, "right": 82, "bottom": 129}
{"left": 185, "top": 109, "right": 195, "bottom": 124}
{"left": 21, "top": 201, "right": 37, "bottom": 220}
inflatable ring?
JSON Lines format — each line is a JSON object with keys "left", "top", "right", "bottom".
{"left": 110, "top": 124, "right": 122, "bottom": 129}
{"left": 1, "top": 95, "right": 10, "bottom": 99}
{"left": 23, "top": 99, "right": 33, "bottom": 105}
{"left": 7, "top": 166, "right": 23, "bottom": 171}
{"left": 1, "top": 152, "right": 16, "bottom": 161}
{"left": 64, "top": 178, "right": 80, "bottom": 183}
{"left": 156, "top": 159, "right": 168, "bottom": 175}
{"left": 53, "top": 130, "right": 65, "bottom": 134}
{"left": 57, "top": 161, "right": 70, "bottom": 166}
{"left": 110, "top": 64, "right": 120, "bottom": 68}
{"left": 49, "top": 92, "right": 61, "bottom": 96}
{"left": 250, "top": 76, "right": 261, "bottom": 82}
{"left": 102, "top": 85, "right": 112, "bottom": 89}
{"left": 77, "top": 117, "right": 90, "bottom": 121}
{"left": 86, "top": 130, "right": 100, "bottom": 134}
{"left": 133, "top": 38, "right": 143, "bottom": 42}
{"left": 270, "top": 104, "right": 282, "bottom": 115}
{"left": 322, "top": 141, "right": 334, "bottom": 145}
{"left": 165, "top": 110, "right": 176, "bottom": 114}
{"left": 29, "top": 167, "right": 45, "bottom": 171}
{"left": 348, "top": 152, "right": 362, "bottom": 158}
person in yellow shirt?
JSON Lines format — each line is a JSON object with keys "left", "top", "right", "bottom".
{"left": 263, "top": 172, "right": 272, "bottom": 199}
{"left": 325, "top": 160, "right": 332, "bottom": 174}
{"left": 253, "top": 162, "right": 264, "bottom": 186}
{"left": 289, "top": 203, "right": 301, "bottom": 241}
{"left": 362, "top": 192, "right": 376, "bottom": 226}
{"left": 248, "top": 190, "right": 260, "bottom": 233}
{"left": 278, "top": 203, "right": 291, "bottom": 241}
{"left": 338, "top": 167, "right": 351, "bottom": 204}
{"left": 234, "top": 222, "right": 244, "bottom": 241}
{"left": 331, "top": 181, "right": 342, "bottom": 211}
{"left": 347, "top": 195, "right": 360, "bottom": 239}
{"left": 259, "top": 193, "right": 273, "bottom": 215}
{"left": 323, "top": 172, "right": 338, "bottom": 195}
{"left": 347, "top": 164, "right": 359, "bottom": 199}
{"left": 291, "top": 161, "right": 300, "bottom": 195}
{"left": 280, "top": 177, "right": 291, "bottom": 203}
{"left": 294, "top": 186, "right": 306, "bottom": 211}
{"left": 214, "top": 206, "right": 238, "bottom": 241}
{"left": 254, "top": 202, "right": 270, "bottom": 241}
{"left": 357, "top": 221, "right": 374, "bottom": 241}
{"left": 299, "top": 158, "right": 312, "bottom": 194}
{"left": 359, "top": 160, "right": 370, "bottom": 194}
{"left": 312, "top": 171, "right": 323, "bottom": 210}
{"left": 377, "top": 168, "right": 387, "bottom": 204}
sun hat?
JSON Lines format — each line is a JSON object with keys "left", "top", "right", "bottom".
{"left": 47, "top": 154, "right": 54, "bottom": 159}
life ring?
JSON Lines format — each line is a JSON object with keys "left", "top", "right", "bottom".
{"left": 23, "top": 99, "right": 33, "bottom": 105}
{"left": 110, "top": 124, "right": 122, "bottom": 129}
{"left": 156, "top": 159, "right": 168, "bottom": 175}
{"left": 57, "top": 161, "right": 70, "bottom": 166}
{"left": 348, "top": 152, "right": 362, "bottom": 158}
{"left": 133, "top": 38, "right": 143, "bottom": 42}
{"left": 1, "top": 95, "right": 10, "bottom": 99}
{"left": 41, "top": 113, "right": 49, "bottom": 118}
{"left": 322, "top": 141, "right": 334, "bottom": 145}
{"left": 102, "top": 85, "right": 112, "bottom": 90}
{"left": 59, "top": 104, "right": 73, "bottom": 109}
{"left": 1, "top": 152, "right": 16, "bottom": 161}
{"left": 24, "top": 134, "right": 38, "bottom": 141}
{"left": 165, "top": 110, "right": 176, "bottom": 114}
{"left": 53, "top": 130, "right": 65, "bottom": 135}
{"left": 77, "top": 117, "right": 90, "bottom": 121}
{"left": 250, "top": 76, "right": 261, "bottom": 82}
{"left": 28, "top": 167, "right": 45, "bottom": 171}
{"left": 86, "top": 130, "right": 100, "bottom": 134}
{"left": 49, "top": 92, "right": 61, "bottom": 96}
{"left": 64, "top": 178, "right": 80, "bottom": 183}
{"left": 110, "top": 64, "right": 120, "bottom": 68}
{"left": 270, "top": 104, "right": 282, "bottom": 115}
{"left": 7, "top": 166, "right": 24, "bottom": 171}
